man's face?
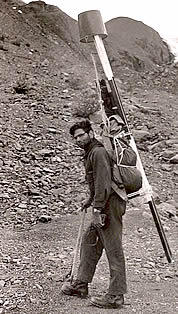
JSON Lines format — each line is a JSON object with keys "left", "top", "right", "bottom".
{"left": 73, "top": 128, "right": 91, "bottom": 149}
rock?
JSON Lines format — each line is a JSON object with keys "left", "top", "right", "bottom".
{"left": 51, "top": 156, "right": 62, "bottom": 162}
{"left": 148, "top": 141, "right": 165, "bottom": 152}
{"left": 16, "top": 207, "right": 26, "bottom": 215}
{"left": 160, "top": 150, "right": 177, "bottom": 159}
{"left": 30, "top": 297, "right": 37, "bottom": 304}
{"left": 157, "top": 202, "right": 177, "bottom": 219}
{"left": 37, "top": 149, "right": 54, "bottom": 157}
{"left": 142, "top": 211, "right": 152, "bottom": 219}
{"left": 152, "top": 191, "right": 162, "bottom": 204}
{"left": 43, "top": 167, "right": 54, "bottom": 173}
{"left": 155, "top": 274, "right": 161, "bottom": 282}
{"left": 165, "top": 139, "right": 178, "bottom": 146}
{"left": 132, "top": 129, "right": 150, "bottom": 143}
{"left": 41, "top": 59, "right": 49, "bottom": 67}
{"left": 18, "top": 203, "right": 27, "bottom": 209}
{"left": 173, "top": 168, "right": 178, "bottom": 176}
{"left": 161, "top": 164, "right": 173, "bottom": 172}
{"left": 170, "top": 154, "right": 178, "bottom": 164}
{"left": 172, "top": 144, "right": 178, "bottom": 150}
{"left": 135, "top": 104, "right": 161, "bottom": 115}
{"left": 48, "top": 127, "right": 58, "bottom": 133}
{"left": 0, "top": 280, "right": 5, "bottom": 288}
{"left": 38, "top": 215, "right": 52, "bottom": 223}
{"left": 0, "top": 44, "right": 8, "bottom": 51}
{"left": 14, "top": 142, "right": 23, "bottom": 151}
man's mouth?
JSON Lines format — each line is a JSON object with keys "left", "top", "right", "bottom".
{"left": 77, "top": 142, "right": 83, "bottom": 147}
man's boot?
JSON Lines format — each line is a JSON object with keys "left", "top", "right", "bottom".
{"left": 61, "top": 280, "right": 88, "bottom": 298}
{"left": 90, "top": 293, "right": 124, "bottom": 308}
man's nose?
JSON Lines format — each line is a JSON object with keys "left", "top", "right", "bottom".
{"left": 75, "top": 136, "right": 82, "bottom": 144}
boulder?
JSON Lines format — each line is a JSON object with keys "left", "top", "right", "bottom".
{"left": 170, "top": 154, "right": 178, "bottom": 164}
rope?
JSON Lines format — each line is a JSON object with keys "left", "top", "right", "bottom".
{"left": 113, "top": 135, "right": 137, "bottom": 168}
{"left": 113, "top": 136, "right": 124, "bottom": 165}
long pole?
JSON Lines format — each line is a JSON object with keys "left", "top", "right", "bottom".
{"left": 93, "top": 35, "right": 172, "bottom": 263}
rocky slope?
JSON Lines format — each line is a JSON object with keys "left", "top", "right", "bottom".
{"left": 105, "top": 16, "right": 173, "bottom": 69}
{"left": 0, "top": 0, "right": 177, "bottom": 227}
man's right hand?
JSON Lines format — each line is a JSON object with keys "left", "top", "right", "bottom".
{"left": 81, "top": 198, "right": 92, "bottom": 211}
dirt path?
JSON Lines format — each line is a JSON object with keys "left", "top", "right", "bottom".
{"left": 0, "top": 206, "right": 177, "bottom": 314}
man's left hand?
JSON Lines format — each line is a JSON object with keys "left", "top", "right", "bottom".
{"left": 91, "top": 211, "right": 106, "bottom": 229}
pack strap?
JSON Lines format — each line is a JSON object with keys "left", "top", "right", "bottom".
{"left": 113, "top": 135, "right": 137, "bottom": 168}
{"left": 113, "top": 136, "right": 125, "bottom": 165}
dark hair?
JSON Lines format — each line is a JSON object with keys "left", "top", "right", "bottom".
{"left": 70, "top": 119, "right": 92, "bottom": 136}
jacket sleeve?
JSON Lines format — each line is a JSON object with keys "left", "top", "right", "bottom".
{"left": 90, "top": 147, "right": 112, "bottom": 209}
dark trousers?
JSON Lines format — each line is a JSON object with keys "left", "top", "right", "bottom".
{"left": 77, "top": 193, "right": 127, "bottom": 295}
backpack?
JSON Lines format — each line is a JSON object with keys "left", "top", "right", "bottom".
{"left": 101, "top": 115, "right": 142, "bottom": 195}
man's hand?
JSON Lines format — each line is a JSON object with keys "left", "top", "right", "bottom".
{"left": 91, "top": 210, "right": 106, "bottom": 229}
{"left": 81, "top": 197, "right": 93, "bottom": 212}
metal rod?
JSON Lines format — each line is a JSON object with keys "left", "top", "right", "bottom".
{"left": 149, "top": 198, "right": 172, "bottom": 263}
{"left": 70, "top": 210, "right": 86, "bottom": 283}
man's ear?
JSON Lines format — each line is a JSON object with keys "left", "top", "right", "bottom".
{"left": 89, "top": 130, "right": 94, "bottom": 138}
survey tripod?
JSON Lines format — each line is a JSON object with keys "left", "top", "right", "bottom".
{"left": 78, "top": 10, "right": 172, "bottom": 263}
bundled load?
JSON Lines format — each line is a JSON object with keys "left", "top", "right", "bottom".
{"left": 101, "top": 115, "right": 142, "bottom": 195}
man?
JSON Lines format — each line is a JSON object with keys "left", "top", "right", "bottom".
{"left": 61, "top": 119, "right": 127, "bottom": 309}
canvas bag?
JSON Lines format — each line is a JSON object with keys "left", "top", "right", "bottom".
{"left": 102, "top": 115, "right": 142, "bottom": 194}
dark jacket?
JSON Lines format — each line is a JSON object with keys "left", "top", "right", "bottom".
{"left": 84, "top": 139, "right": 112, "bottom": 209}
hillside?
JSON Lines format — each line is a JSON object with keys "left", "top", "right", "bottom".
{"left": 1, "top": 0, "right": 178, "bottom": 94}
{"left": 105, "top": 17, "right": 172, "bottom": 68}
{"left": 0, "top": 0, "right": 177, "bottom": 227}
{"left": 0, "top": 0, "right": 177, "bottom": 232}
{"left": 0, "top": 1, "right": 177, "bottom": 313}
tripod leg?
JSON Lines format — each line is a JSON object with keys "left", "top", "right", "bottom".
{"left": 148, "top": 198, "right": 172, "bottom": 263}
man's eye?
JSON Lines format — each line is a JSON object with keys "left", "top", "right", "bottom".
{"left": 74, "top": 133, "right": 85, "bottom": 140}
